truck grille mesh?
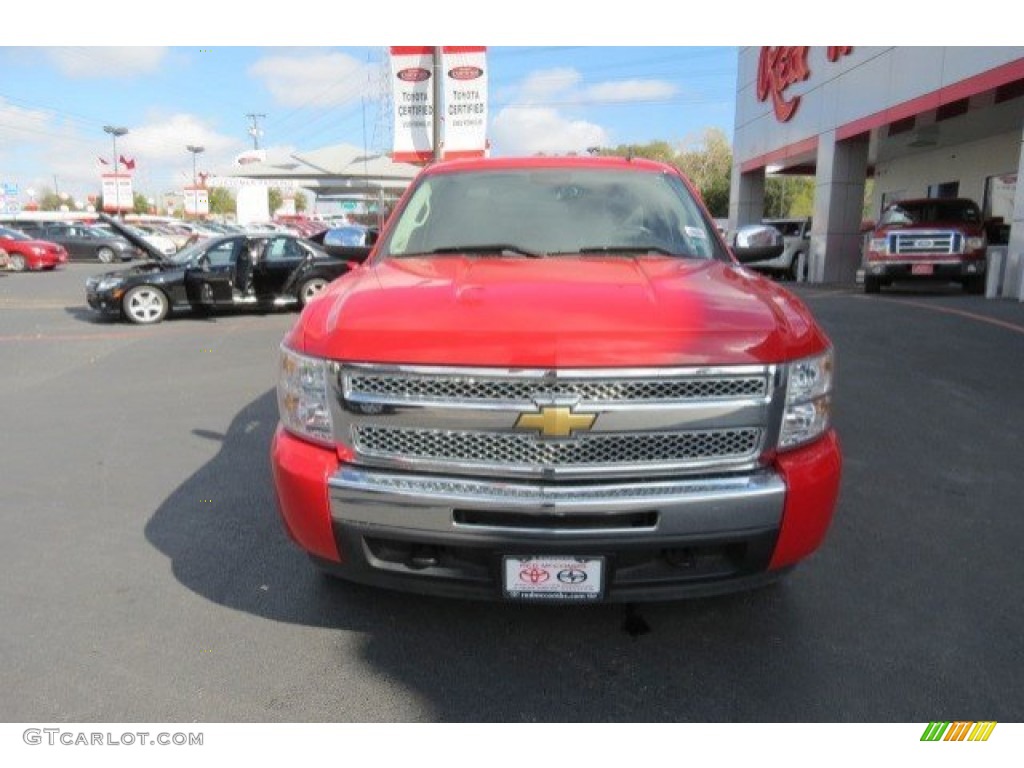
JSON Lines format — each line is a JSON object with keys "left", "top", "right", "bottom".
{"left": 347, "top": 374, "right": 767, "bottom": 403}
{"left": 890, "top": 232, "right": 961, "bottom": 256}
{"left": 352, "top": 426, "right": 762, "bottom": 468}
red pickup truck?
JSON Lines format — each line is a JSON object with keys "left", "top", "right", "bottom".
{"left": 864, "top": 198, "right": 987, "bottom": 294}
{"left": 271, "top": 156, "right": 841, "bottom": 602}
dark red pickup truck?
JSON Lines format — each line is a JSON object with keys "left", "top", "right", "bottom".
{"left": 864, "top": 198, "right": 987, "bottom": 294}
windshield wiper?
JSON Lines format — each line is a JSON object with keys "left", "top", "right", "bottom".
{"left": 571, "top": 245, "right": 683, "bottom": 257}
{"left": 421, "top": 244, "right": 543, "bottom": 258}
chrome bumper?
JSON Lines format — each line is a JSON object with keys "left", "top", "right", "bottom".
{"left": 328, "top": 466, "right": 786, "bottom": 539}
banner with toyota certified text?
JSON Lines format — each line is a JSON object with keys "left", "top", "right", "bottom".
{"left": 390, "top": 46, "right": 487, "bottom": 164}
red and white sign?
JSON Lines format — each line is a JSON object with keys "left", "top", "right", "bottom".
{"left": 101, "top": 173, "right": 134, "bottom": 212}
{"left": 184, "top": 186, "right": 209, "bottom": 216}
{"left": 757, "top": 46, "right": 853, "bottom": 123}
{"left": 442, "top": 46, "right": 487, "bottom": 160}
{"left": 390, "top": 46, "right": 488, "bottom": 164}
{"left": 391, "top": 47, "right": 435, "bottom": 164}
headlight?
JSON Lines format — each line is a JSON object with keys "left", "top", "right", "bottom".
{"left": 966, "top": 236, "right": 985, "bottom": 250}
{"left": 277, "top": 345, "right": 334, "bottom": 446}
{"left": 96, "top": 277, "right": 124, "bottom": 292}
{"left": 868, "top": 237, "right": 887, "bottom": 254}
{"left": 779, "top": 349, "right": 834, "bottom": 450}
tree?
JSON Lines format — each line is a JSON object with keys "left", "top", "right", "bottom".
{"left": 676, "top": 129, "right": 733, "bottom": 217}
{"left": 596, "top": 130, "right": 734, "bottom": 217}
{"left": 268, "top": 188, "right": 283, "bottom": 215}
{"left": 208, "top": 187, "right": 236, "bottom": 215}
{"left": 295, "top": 190, "right": 307, "bottom": 213}
{"left": 764, "top": 176, "right": 815, "bottom": 218}
{"left": 133, "top": 193, "right": 150, "bottom": 214}
{"left": 36, "top": 188, "right": 62, "bottom": 211}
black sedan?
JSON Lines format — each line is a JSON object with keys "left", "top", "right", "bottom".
{"left": 85, "top": 220, "right": 357, "bottom": 324}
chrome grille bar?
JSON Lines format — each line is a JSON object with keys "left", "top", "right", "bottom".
{"left": 891, "top": 231, "right": 960, "bottom": 256}
{"left": 331, "top": 363, "right": 784, "bottom": 479}
{"left": 353, "top": 425, "right": 762, "bottom": 469}
{"left": 346, "top": 371, "right": 767, "bottom": 404}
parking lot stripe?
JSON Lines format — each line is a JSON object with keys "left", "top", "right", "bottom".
{"left": 860, "top": 297, "right": 1024, "bottom": 337}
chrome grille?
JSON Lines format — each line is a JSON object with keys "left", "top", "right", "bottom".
{"left": 891, "top": 232, "right": 960, "bottom": 256}
{"left": 346, "top": 373, "right": 767, "bottom": 403}
{"left": 352, "top": 425, "right": 762, "bottom": 468}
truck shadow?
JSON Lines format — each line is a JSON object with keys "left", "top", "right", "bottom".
{"left": 145, "top": 389, "right": 843, "bottom": 721}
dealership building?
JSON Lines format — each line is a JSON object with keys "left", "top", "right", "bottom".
{"left": 729, "top": 47, "right": 1024, "bottom": 299}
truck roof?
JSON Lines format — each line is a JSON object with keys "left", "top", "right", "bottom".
{"left": 420, "top": 155, "right": 677, "bottom": 175}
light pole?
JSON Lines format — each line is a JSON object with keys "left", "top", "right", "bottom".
{"left": 103, "top": 125, "right": 128, "bottom": 215}
{"left": 186, "top": 145, "right": 205, "bottom": 218}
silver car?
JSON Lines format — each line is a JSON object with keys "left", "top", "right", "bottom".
{"left": 746, "top": 217, "right": 811, "bottom": 281}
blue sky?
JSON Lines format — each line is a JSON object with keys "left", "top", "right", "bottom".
{"left": 0, "top": 45, "right": 738, "bottom": 207}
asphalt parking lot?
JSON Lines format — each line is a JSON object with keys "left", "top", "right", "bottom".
{"left": 1, "top": 264, "right": 1022, "bottom": 722}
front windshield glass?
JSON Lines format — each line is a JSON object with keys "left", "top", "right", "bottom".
{"left": 168, "top": 240, "right": 211, "bottom": 265}
{"left": 380, "top": 167, "right": 724, "bottom": 260}
{"left": 0, "top": 227, "right": 31, "bottom": 241}
{"left": 881, "top": 200, "right": 981, "bottom": 226}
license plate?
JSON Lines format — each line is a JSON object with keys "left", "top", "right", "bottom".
{"left": 503, "top": 556, "right": 605, "bottom": 601}
{"left": 912, "top": 264, "right": 934, "bottom": 275}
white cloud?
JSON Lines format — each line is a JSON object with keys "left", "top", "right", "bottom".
{"left": 0, "top": 99, "right": 52, "bottom": 136}
{"left": 581, "top": 79, "right": 677, "bottom": 104}
{"left": 45, "top": 47, "right": 168, "bottom": 78}
{"left": 488, "top": 68, "right": 677, "bottom": 156}
{"left": 18, "top": 114, "right": 243, "bottom": 200}
{"left": 250, "top": 51, "right": 376, "bottom": 108}
{"left": 490, "top": 107, "right": 608, "bottom": 156}
{"left": 124, "top": 113, "right": 238, "bottom": 163}
{"left": 518, "top": 68, "right": 582, "bottom": 101}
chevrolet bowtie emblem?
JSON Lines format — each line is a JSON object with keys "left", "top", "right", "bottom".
{"left": 515, "top": 406, "right": 596, "bottom": 438}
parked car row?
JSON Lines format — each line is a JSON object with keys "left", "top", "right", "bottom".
{"left": 0, "top": 226, "right": 69, "bottom": 271}
{"left": 7, "top": 221, "right": 138, "bottom": 263}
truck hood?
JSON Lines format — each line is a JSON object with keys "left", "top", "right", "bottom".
{"left": 293, "top": 256, "right": 830, "bottom": 367}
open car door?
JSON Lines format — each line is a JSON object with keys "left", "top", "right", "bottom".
{"left": 184, "top": 237, "right": 245, "bottom": 307}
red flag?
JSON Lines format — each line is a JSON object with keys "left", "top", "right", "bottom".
{"left": 97, "top": 156, "right": 109, "bottom": 165}
{"left": 119, "top": 155, "right": 136, "bottom": 170}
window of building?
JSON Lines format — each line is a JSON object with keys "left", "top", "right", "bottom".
{"left": 927, "top": 181, "right": 960, "bottom": 199}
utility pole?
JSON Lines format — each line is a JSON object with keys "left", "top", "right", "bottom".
{"left": 246, "top": 113, "right": 266, "bottom": 150}
{"left": 186, "top": 145, "right": 205, "bottom": 219}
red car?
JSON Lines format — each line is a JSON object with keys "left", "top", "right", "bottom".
{"left": 0, "top": 226, "right": 68, "bottom": 271}
{"left": 271, "top": 156, "right": 841, "bottom": 602}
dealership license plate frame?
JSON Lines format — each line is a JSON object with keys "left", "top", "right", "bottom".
{"left": 911, "top": 263, "right": 934, "bottom": 275}
{"left": 502, "top": 555, "right": 606, "bottom": 602}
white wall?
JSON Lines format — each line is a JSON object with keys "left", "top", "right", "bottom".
{"left": 735, "top": 47, "right": 1024, "bottom": 164}
{"left": 870, "top": 131, "right": 1020, "bottom": 218}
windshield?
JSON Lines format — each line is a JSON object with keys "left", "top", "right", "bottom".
{"left": 881, "top": 200, "right": 980, "bottom": 226}
{"left": 0, "top": 226, "right": 31, "bottom": 241}
{"left": 380, "top": 167, "right": 724, "bottom": 260}
{"left": 167, "top": 240, "right": 210, "bottom": 265}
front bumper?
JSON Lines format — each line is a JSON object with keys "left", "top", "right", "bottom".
{"left": 85, "top": 289, "right": 121, "bottom": 314}
{"left": 271, "top": 427, "right": 842, "bottom": 602}
{"left": 865, "top": 257, "right": 985, "bottom": 281}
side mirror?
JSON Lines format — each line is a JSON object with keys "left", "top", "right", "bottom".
{"left": 731, "top": 224, "right": 785, "bottom": 263}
